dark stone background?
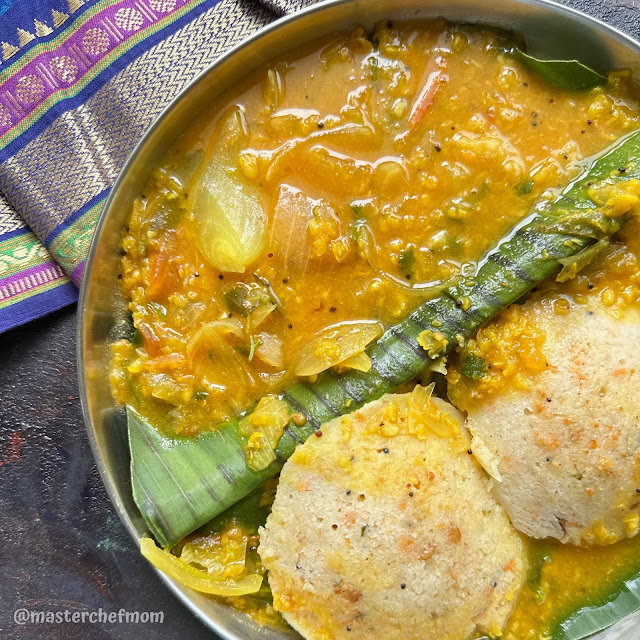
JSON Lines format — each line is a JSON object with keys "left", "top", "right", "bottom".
{"left": 1, "top": 1, "right": 640, "bottom": 639}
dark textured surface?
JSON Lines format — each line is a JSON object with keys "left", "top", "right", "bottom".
{"left": 0, "top": 306, "right": 212, "bottom": 639}
{"left": 1, "top": 2, "right": 640, "bottom": 639}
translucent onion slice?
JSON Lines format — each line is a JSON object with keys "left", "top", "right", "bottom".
{"left": 140, "top": 537, "right": 263, "bottom": 596}
{"left": 238, "top": 395, "right": 290, "bottom": 471}
{"left": 148, "top": 373, "right": 192, "bottom": 405}
{"left": 248, "top": 302, "right": 276, "bottom": 333}
{"left": 295, "top": 321, "right": 384, "bottom": 377}
{"left": 186, "top": 319, "right": 256, "bottom": 393}
{"left": 264, "top": 123, "right": 379, "bottom": 183}
{"left": 180, "top": 535, "right": 248, "bottom": 578}
{"left": 186, "top": 318, "right": 244, "bottom": 362}
{"left": 267, "top": 185, "right": 313, "bottom": 277}
{"left": 337, "top": 351, "right": 372, "bottom": 372}
{"left": 254, "top": 332, "right": 284, "bottom": 369}
{"left": 407, "top": 383, "right": 460, "bottom": 439}
{"left": 191, "top": 106, "right": 266, "bottom": 273}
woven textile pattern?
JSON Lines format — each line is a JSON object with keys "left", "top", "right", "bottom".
{"left": 0, "top": 0, "right": 316, "bottom": 332}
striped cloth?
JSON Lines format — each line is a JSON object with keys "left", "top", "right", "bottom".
{"left": 0, "top": 0, "right": 317, "bottom": 332}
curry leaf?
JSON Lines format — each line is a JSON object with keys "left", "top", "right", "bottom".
{"left": 131, "top": 328, "right": 143, "bottom": 348}
{"left": 509, "top": 47, "right": 607, "bottom": 91}
{"left": 224, "top": 284, "right": 252, "bottom": 316}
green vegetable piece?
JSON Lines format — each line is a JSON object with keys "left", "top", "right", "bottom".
{"left": 223, "top": 284, "right": 252, "bottom": 316}
{"left": 461, "top": 353, "right": 488, "bottom": 380}
{"left": 350, "top": 205, "right": 368, "bottom": 243}
{"left": 398, "top": 248, "right": 416, "bottom": 277}
{"left": 241, "top": 336, "right": 262, "bottom": 362}
{"left": 554, "top": 567, "right": 640, "bottom": 640}
{"left": 148, "top": 198, "right": 184, "bottom": 231}
{"left": 556, "top": 237, "right": 609, "bottom": 283}
{"left": 369, "top": 56, "right": 379, "bottom": 81}
{"left": 526, "top": 540, "right": 556, "bottom": 592}
{"left": 129, "top": 130, "right": 640, "bottom": 548}
{"left": 515, "top": 179, "right": 534, "bottom": 196}
{"left": 351, "top": 204, "right": 366, "bottom": 218}
{"left": 131, "top": 328, "right": 143, "bottom": 348}
{"left": 473, "top": 180, "right": 490, "bottom": 201}
{"left": 509, "top": 47, "right": 607, "bottom": 91}
{"left": 148, "top": 301, "right": 167, "bottom": 318}
{"left": 351, "top": 220, "right": 367, "bottom": 244}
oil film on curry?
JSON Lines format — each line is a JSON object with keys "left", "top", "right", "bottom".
{"left": 108, "top": 19, "right": 640, "bottom": 640}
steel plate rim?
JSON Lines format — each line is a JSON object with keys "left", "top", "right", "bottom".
{"left": 77, "top": 0, "right": 640, "bottom": 638}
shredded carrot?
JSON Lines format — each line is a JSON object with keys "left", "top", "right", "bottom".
{"left": 408, "top": 60, "right": 447, "bottom": 133}
{"left": 136, "top": 321, "right": 162, "bottom": 357}
{"left": 142, "top": 354, "right": 187, "bottom": 371}
{"left": 504, "top": 558, "right": 516, "bottom": 572}
{"left": 147, "top": 231, "right": 178, "bottom": 298}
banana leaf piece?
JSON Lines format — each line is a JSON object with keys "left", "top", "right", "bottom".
{"left": 508, "top": 46, "right": 607, "bottom": 90}
{"left": 555, "top": 574, "right": 640, "bottom": 640}
{"left": 129, "top": 130, "right": 640, "bottom": 549}
{"left": 128, "top": 407, "right": 278, "bottom": 548}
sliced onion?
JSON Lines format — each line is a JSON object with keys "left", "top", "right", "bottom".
{"left": 263, "top": 68, "right": 285, "bottom": 111}
{"left": 140, "top": 537, "right": 262, "bottom": 596}
{"left": 264, "top": 123, "right": 379, "bottom": 183}
{"left": 141, "top": 354, "right": 187, "bottom": 371}
{"left": 179, "top": 302, "right": 206, "bottom": 329}
{"left": 148, "top": 373, "right": 191, "bottom": 405}
{"left": 337, "top": 352, "right": 372, "bottom": 372}
{"left": 267, "top": 185, "right": 313, "bottom": 276}
{"left": 407, "top": 383, "right": 460, "bottom": 439}
{"left": 191, "top": 106, "right": 266, "bottom": 273}
{"left": 254, "top": 332, "right": 284, "bottom": 368}
{"left": 186, "top": 318, "right": 244, "bottom": 362}
{"left": 248, "top": 302, "right": 276, "bottom": 333}
{"left": 295, "top": 321, "right": 384, "bottom": 377}
{"left": 186, "top": 319, "right": 255, "bottom": 392}
{"left": 180, "top": 535, "right": 248, "bottom": 578}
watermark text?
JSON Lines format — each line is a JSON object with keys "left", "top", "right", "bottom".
{"left": 14, "top": 607, "right": 164, "bottom": 625}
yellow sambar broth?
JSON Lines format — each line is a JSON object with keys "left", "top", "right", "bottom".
{"left": 110, "top": 19, "right": 640, "bottom": 638}
{"left": 506, "top": 535, "right": 640, "bottom": 639}
{"left": 113, "top": 20, "right": 640, "bottom": 436}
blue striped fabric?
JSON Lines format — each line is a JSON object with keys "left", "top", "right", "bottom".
{"left": 0, "top": 0, "right": 316, "bottom": 333}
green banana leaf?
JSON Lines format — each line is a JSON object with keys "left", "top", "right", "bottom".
{"left": 474, "top": 571, "right": 640, "bottom": 640}
{"left": 508, "top": 46, "right": 608, "bottom": 90}
{"left": 555, "top": 574, "right": 640, "bottom": 640}
{"left": 128, "top": 407, "right": 281, "bottom": 548}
